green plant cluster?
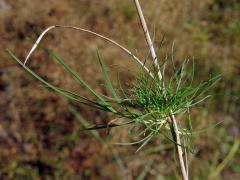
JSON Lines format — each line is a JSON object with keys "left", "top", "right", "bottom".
{"left": 7, "top": 47, "right": 220, "bottom": 152}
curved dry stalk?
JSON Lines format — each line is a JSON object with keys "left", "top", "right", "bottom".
{"left": 134, "top": 1, "right": 188, "bottom": 179}
{"left": 24, "top": 25, "right": 154, "bottom": 78}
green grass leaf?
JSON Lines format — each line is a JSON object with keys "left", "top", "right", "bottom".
{"left": 46, "top": 49, "right": 116, "bottom": 113}
{"left": 7, "top": 49, "right": 114, "bottom": 112}
{"left": 97, "top": 49, "right": 120, "bottom": 101}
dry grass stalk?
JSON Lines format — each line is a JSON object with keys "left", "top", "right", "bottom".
{"left": 133, "top": 0, "right": 188, "bottom": 179}
{"left": 24, "top": 25, "right": 154, "bottom": 78}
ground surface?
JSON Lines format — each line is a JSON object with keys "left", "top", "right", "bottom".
{"left": 0, "top": 0, "right": 239, "bottom": 179}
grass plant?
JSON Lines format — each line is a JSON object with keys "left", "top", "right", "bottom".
{"left": 6, "top": 0, "right": 221, "bottom": 179}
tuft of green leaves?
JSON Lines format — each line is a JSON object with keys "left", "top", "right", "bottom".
{"left": 7, "top": 46, "right": 220, "bottom": 152}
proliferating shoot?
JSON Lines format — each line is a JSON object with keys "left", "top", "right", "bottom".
{"left": 7, "top": 0, "right": 221, "bottom": 179}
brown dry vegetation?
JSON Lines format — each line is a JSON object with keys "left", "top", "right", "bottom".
{"left": 0, "top": 0, "right": 239, "bottom": 179}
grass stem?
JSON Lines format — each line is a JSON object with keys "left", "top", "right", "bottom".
{"left": 134, "top": 1, "right": 188, "bottom": 179}
{"left": 24, "top": 25, "right": 154, "bottom": 78}
{"left": 170, "top": 113, "right": 188, "bottom": 180}
{"left": 134, "top": 0, "right": 162, "bottom": 80}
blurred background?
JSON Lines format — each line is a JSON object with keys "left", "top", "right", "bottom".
{"left": 0, "top": 0, "right": 239, "bottom": 179}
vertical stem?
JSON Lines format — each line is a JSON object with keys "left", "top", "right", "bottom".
{"left": 133, "top": 1, "right": 188, "bottom": 179}
{"left": 134, "top": 0, "right": 162, "bottom": 80}
{"left": 184, "top": 140, "right": 189, "bottom": 178}
{"left": 170, "top": 113, "right": 188, "bottom": 180}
